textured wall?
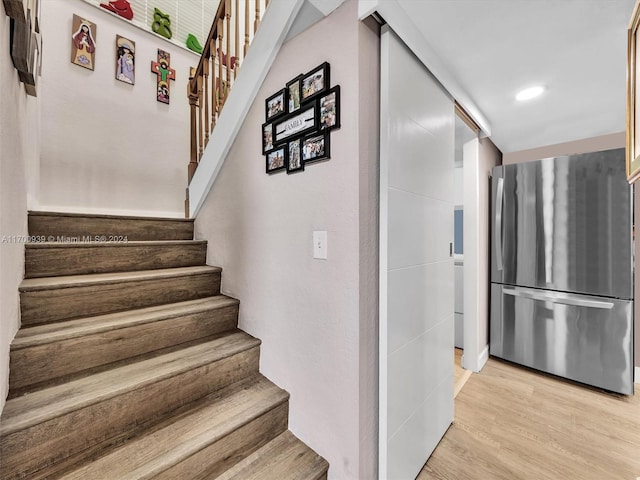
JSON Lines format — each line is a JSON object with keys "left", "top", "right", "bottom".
{"left": 0, "top": 6, "right": 40, "bottom": 411}
{"left": 38, "top": 0, "right": 198, "bottom": 217}
{"left": 195, "top": 1, "right": 379, "bottom": 477}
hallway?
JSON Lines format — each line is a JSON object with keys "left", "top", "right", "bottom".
{"left": 419, "top": 359, "right": 640, "bottom": 479}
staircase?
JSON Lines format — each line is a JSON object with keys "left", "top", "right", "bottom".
{"left": 0, "top": 211, "right": 329, "bottom": 480}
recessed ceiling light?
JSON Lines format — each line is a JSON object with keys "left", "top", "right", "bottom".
{"left": 515, "top": 86, "right": 545, "bottom": 101}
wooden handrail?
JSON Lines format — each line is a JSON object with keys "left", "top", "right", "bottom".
{"left": 186, "top": 0, "right": 269, "bottom": 209}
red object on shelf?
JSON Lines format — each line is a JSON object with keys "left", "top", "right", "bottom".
{"left": 100, "top": 0, "right": 134, "bottom": 21}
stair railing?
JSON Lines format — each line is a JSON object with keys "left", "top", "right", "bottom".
{"left": 187, "top": 0, "right": 269, "bottom": 187}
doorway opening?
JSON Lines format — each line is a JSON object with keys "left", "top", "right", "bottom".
{"left": 454, "top": 107, "right": 477, "bottom": 396}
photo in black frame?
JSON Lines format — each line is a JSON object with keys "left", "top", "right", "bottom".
{"left": 319, "top": 85, "right": 340, "bottom": 131}
{"left": 262, "top": 122, "right": 274, "bottom": 154}
{"left": 265, "top": 88, "right": 287, "bottom": 121}
{"left": 302, "top": 131, "right": 330, "bottom": 164}
{"left": 286, "top": 75, "right": 303, "bottom": 113}
{"left": 301, "top": 62, "right": 329, "bottom": 103}
{"left": 266, "top": 146, "right": 286, "bottom": 174}
{"left": 287, "top": 138, "right": 304, "bottom": 174}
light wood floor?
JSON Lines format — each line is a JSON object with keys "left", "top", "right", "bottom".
{"left": 454, "top": 348, "right": 472, "bottom": 398}
{"left": 419, "top": 358, "right": 640, "bottom": 480}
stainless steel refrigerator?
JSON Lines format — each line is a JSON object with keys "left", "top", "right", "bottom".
{"left": 490, "top": 148, "right": 634, "bottom": 394}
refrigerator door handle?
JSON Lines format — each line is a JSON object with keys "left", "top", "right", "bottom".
{"left": 495, "top": 177, "right": 504, "bottom": 271}
{"left": 503, "top": 286, "right": 614, "bottom": 310}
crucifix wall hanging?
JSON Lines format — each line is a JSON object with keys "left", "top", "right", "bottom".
{"left": 150, "top": 49, "right": 175, "bottom": 104}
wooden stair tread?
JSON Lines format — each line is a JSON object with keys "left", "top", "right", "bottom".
{"left": 12, "top": 296, "right": 238, "bottom": 349}
{"left": 59, "top": 375, "right": 288, "bottom": 480}
{"left": 20, "top": 265, "right": 221, "bottom": 291}
{"left": 212, "top": 430, "right": 329, "bottom": 480}
{"left": 28, "top": 211, "right": 194, "bottom": 222}
{"left": 0, "top": 331, "right": 259, "bottom": 436}
{"left": 25, "top": 240, "right": 207, "bottom": 249}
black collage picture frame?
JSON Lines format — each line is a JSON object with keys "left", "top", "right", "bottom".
{"left": 262, "top": 62, "right": 340, "bottom": 175}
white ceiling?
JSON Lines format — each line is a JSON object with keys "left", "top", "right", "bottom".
{"left": 395, "top": 0, "right": 636, "bottom": 153}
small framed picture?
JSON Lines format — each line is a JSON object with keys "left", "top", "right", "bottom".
{"left": 302, "top": 132, "right": 330, "bottom": 163}
{"left": 262, "top": 122, "right": 274, "bottom": 153}
{"left": 266, "top": 146, "right": 286, "bottom": 174}
{"left": 287, "top": 138, "right": 304, "bottom": 174}
{"left": 265, "top": 88, "right": 287, "bottom": 121}
{"left": 319, "top": 86, "right": 340, "bottom": 131}
{"left": 286, "top": 75, "right": 303, "bottom": 113}
{"left": 301, "top": 62, "right": 329, "bottom": 103}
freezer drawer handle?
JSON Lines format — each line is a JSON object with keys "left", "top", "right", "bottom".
{"left": 495, "top": 177, "right": 504, "bottom": 271}
{"left": 503, "top": 287, "right": 614, "bottom": 310}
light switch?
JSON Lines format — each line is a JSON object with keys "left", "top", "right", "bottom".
{"left": 313, "top": 231, "right": 327, "bottom": 259}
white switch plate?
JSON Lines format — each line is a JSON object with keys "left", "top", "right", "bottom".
{"left": 313, "top": 231, "right": 327, "bottom": 259}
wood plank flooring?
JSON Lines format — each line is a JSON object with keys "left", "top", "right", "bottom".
{"left": 454, "top": 348, "right": 472, "bottom": 398}
{"left": 419, "top": 358, "right": 640, "bottom": 480}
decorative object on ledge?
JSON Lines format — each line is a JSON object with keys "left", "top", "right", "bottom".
{"left": 151, "top": 7, "right": 172, "bottom": 40}
{"left": 627, "top": 0, "right": 640, "bottom": 183}
{"left": 151, "top": 48, "right": 175, "bottom": 104}
{"left": 71, "top": 14, "right": 96, "bottom": 71}
{"left": 3, "top": 0, "right": 25, "bottom": 21}
{"left": 262, "top": 62, "right": 340, "bottom": 175}
{"left": 100, "top": 0, "right": 133, "bottom": 20}
{"left": 115, "top": 35, "right": 135, "bottom": 85}
{"left": 186, "top": 33, "right": 203, "bottom": 54}
{"left": 217, "top": 48, "right": 236, "bottom": 70}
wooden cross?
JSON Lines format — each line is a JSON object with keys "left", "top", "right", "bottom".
{"left": 150, "top": 49, "right": 176, "bottom": 104}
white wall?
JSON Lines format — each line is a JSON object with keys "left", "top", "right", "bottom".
{"left": 194, "top": 1, "right": 378, "bottom": 478}
{"left": 0, "top": 6, "right": 41, "bottom": 411}
{"left": 38, "top": 0, "right": 199, "bottom": 217}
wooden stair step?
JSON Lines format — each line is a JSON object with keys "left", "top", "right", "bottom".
{"left": 0, "top": 331, "right": 261, "bottom": 479}
{"left": 19, "top": 266, "right": 221, "bottom": 325}
{"left": 212, "top": 430, "right": 329, "bottom": 480}
{"left": 10, "top": 296, "right": 239, "bottom": 394}
{"left": 25, "top": 240, "right": 208, "bottom": 278}
{"left": 58, "top": 375, "right": 289, "bottom": 480}
{"left": 28, "top": 211, "right": 194, "bottom": 241}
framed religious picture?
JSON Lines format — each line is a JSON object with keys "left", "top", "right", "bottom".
{"left": 71, "top": 14, "right": 97, "bottom": 70}
{"left": 301, "top": 62, "right": 329, "bottom": 103}
{"left": 265, "top": 88, "right": 287, "bottom": 121}
{"left": 319, "top": 86, "right": 340, "bottom": 131}
{"left": 266, "top": 146, "right": 286, "bottom": 174}
{"left": 627, "top": 0, "right": 640, "bottom": 182}
{"left": 115, "top": 35, "right": 135, "bottom": 85}
{"left": 286, "top": 75, "right": 303, "bottom": 113}
{"left": 287, "top": 138, "right": 304, "bottom": 174}
{"left": 302, "top": 131, "right": 330, "bottom": 164}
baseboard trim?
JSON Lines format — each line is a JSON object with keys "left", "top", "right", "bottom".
{"left": 478, "top": 345, "right": 489, "bottom": 371}
{"left": 635, "top": 366, "right": 640, "bottom": 384}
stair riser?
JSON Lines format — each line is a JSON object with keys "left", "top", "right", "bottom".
{"left": 0, "top": 347, "right": 260, "bottom": 480}
{"left": 10, "top": 304, "right": 239, "bottom": 393}
{"left": 20, "top": 273, "right": 221, "bottom": 326}
{"left": 25, "top": 244, "right": 207, "bottom": 278}
{"left": 28, "top": 214, "right": 194, "bottom": 241}
{"left": 156, "top": 402, "right": 289, "bottom": 480}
